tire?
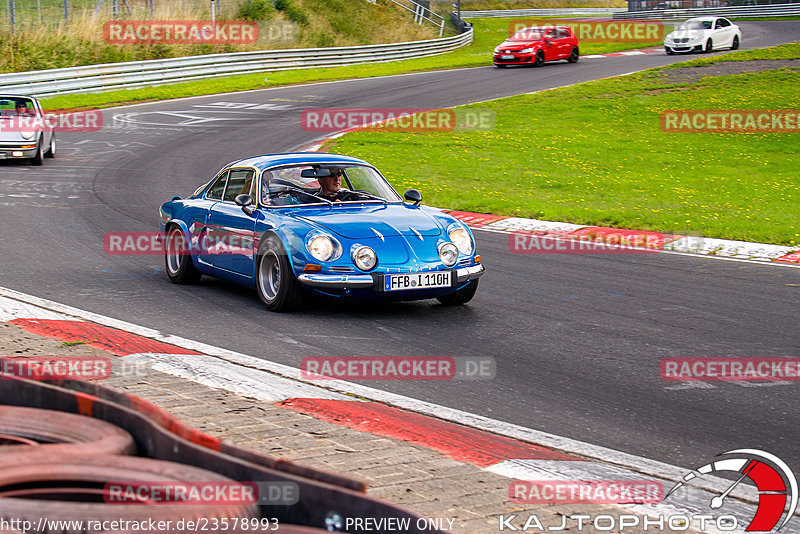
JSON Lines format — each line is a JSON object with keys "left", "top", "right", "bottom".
{"left": 44, "top": 134, "right": 55, "bottom": 158}
{"left": 665, "top": 47, "right": 675, "bottom": 55}
{"left": 29, "top": 138, "right": 43, "bottom": 166}
{"left": 731, "top": 35, "right": 739, "bottom": 50}
{"left": 705, "top": 39, "right": 713, "bottom": 53}
{"left": 0, "top": 454, "right": 259, "bottom": 534}
{"left": 256, "top": 235, "right": 305, "bottom": 312}
{"left": 533, "top": 50, "right": 545, "bottom": 67}
{"left": 0, "top": 406, "right": 135, "bottom": 456}
{"left": 164, "top": 225, "right": 202, "bottom": 284}
{"left": 437, "top": 279, "right": 479, "bottom": 306}
{"left": 567, "top": 46, "right": 579, "bottom": 63}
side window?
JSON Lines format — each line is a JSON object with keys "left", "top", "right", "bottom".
{"left": 545, "top": 29, "right": 556, "bottom": 39}
{"left": 557, "top": 28, "right": 570, "bottom": 39}
{"left": 223, "top": 169, "right": 255, "bottom": 202}
{"left": 719, "top": 18, "right": 730, "bottom": 27}
{"left": 206, "top": 171, "right": 228, "bottom": 200}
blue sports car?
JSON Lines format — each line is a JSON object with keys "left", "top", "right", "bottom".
{"left": 159, "top": 153, "right": 485, "bottom": 311}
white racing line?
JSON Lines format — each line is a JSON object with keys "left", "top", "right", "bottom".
{"left": 0, "top": 285, "right": 798, "bottom": 533}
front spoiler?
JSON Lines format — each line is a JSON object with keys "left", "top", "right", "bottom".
{"left": 297, "top": 264, "right": 486, "bottom": 290}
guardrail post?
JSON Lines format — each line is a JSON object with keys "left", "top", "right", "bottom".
{"left": 64, "top": 0, "right": 68, "bottom": 23}
{"left": 8, "top": 0, "right": 14, "bottom": 30}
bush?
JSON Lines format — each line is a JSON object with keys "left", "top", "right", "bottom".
{"left": 236, "top": 0, "right": 275, "bottom": 21}
{"left": 275, "top": 0, "right": 309, "bottom": 25}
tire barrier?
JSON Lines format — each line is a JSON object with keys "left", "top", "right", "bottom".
{"left": 0, "top": 406, "right": 136, "bottom": 456}
{"left": 0, "top": 454, "right": 259, "bottom": 534}
{"left": 0, "top": 375, "right": 444, "bottom": 533}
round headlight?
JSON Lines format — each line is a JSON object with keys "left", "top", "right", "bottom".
{"left": 352, "top": 246, "right": 377, "bottom": 271}
{"left": 448, "top": 227, "right": 473, "bottom": 255}
{"left": 20, "top": 131, "right": 35, "bottom": 140}
{"left": 438, "top": 242, "right": 458, "bottom": 267}
{"left": 307, "top": 235, "right": 339, "bottom": 262}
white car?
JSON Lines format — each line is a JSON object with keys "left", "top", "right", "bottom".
{"left": 663, "top": 16, "right": 741, "bottom": 55}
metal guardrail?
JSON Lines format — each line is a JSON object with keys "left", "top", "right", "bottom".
{"left": 460, "top": 8, "right": 627, "bottom": 17}
{"left": 613, "top": 2, "right": 800, "bottom": 18}
{"left": 369, "top": 0, "right": 446, "bottom": 36}
{"left": 0, "top": 30, "right": 472, "bottom": 97}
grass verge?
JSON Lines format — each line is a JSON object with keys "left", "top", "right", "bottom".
{"left": 324, "top": 45, "right": 800, "bottom": 246}
{"left": 40, "top": 16, "right": 665, "bottom": 111}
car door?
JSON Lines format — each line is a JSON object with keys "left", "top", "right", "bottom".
{"left": 712, "top": 18, "right": 730, "bottom": 48}
{"left": 556, "top": 28, "right": 572, "bottom": 59}
{"left": 203, "top": 168, "right": 257, "bottom": 276}
{"left": 716, "top": 18, "right": 734, "bottom": 47}
{"left": 543, "top": 28, "right": 558, "bottom": 61}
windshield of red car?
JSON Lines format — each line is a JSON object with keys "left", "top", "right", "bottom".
{"left": 510, "top": 29, "right": 543, "bottom": 41}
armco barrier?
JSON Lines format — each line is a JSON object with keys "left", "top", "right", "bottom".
{"left": 461, "top": 8, "right": 626, "bottom": 17}
{"left": 613, "top": 2, "right": 800, "bottom": 18}
{"left": 0, "top": 29, "right": 472, "bottom": 97}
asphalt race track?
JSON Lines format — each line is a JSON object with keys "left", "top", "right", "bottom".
{"left": 1, "top": 20, "right": 798, "bottom": 469}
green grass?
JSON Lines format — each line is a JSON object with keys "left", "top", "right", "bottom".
{"left": 41, "top": 16, "right": 665, "bottom": 111}
{"left": 324, "top": 55, "right": 800, "bottom": 245}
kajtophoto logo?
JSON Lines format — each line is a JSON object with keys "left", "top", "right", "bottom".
{"left": 665, "top": 449, "right": 797, "bottom": 532}
{"left": 499, "top": 450, "right": 796, "bottom": 531}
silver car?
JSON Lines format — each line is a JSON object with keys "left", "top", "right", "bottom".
{"left": 0, "top": 95, "right": 56, "bottom": 165}
{"left": 664, "top": 17, "right": 741, "bottom": 55}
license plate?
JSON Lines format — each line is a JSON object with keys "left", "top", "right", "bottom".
{"left": 384, "top": 271, "right": 451, "bottom": 291}
{"left": 501, "top": 54, "right": 515, "bottom": 60}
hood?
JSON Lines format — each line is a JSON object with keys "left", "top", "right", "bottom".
{"left": 289, "top": 204, "right": 443, "bottom": 240}
{"left": 496, "top": 40, "right": 539, "bottom": 51}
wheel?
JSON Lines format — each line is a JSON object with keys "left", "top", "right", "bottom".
{"left": 567, "top": 46, "right": 579, "bottom": 63}
{"left": 29, "top": 137, "right": 43, "bottom": 166}
{"left": 437, "top": 279, "right": 479, "bottom": 306}
{"left": 533, "top": 50, "right": 545, "bottom": 67}
{"left": 256, "top": 235, "right": 305, "bottom": 312}
{"left": 665, "top": 47, "right": 675, "bottom": 55}
{"left": 731, "top": 35, "right": 739, "bottom": 50}
{"left": 164, "top": 225, "right": 201, "bottom": 284}
{"left": 705, "top": 39, "right": 713, "bottom": 53}
{"left": 44, "top": 134, "right": 55, "bottom": 158}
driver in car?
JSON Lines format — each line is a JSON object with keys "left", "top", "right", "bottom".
{"left": 317, "top": 168, "right": 361, "bottom": 202}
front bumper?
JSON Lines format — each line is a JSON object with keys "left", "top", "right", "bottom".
{"left": 297, "top": 264, "right": 486, "bottom": 290}
{"left": 0, "top": 142, "right": 37, "bottom": 159}
{"left": 493, "top": 53, "right": 533, "bottom": 65}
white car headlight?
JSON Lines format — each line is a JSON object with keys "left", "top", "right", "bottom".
{"left": 438, "top": 242, "right": 459, "bottom": 267}
{"left": 352, "top": 246, "right": 377, "bottom": 271}
{"left": 448, "top": 226, "right": 473, "bottom": 255}
{"left": 520, "top": 47, "right": 534, "bottom": 53}
{"left": 20, "top": 131, "right": 35, "bottom": 140}
{"left": 306, "top": 234, "right": 340, "bottom": 262}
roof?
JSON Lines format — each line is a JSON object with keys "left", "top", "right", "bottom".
{"left": 227, "top": 153, "right": 369, "bottom": 171}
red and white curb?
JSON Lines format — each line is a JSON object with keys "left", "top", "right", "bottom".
{"left": 1, "top": 286, "right": 792, "bottom": 533}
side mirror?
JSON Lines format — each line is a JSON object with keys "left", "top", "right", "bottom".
{"left": 404, "top": 189, "right": 422, "bottom": 206}
{"left": 235, "top": 194, "right": 254, "bottom": 215}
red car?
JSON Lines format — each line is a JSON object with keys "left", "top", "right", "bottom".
{"left": 493, "top": 26, "right": 579, "bottom": 68}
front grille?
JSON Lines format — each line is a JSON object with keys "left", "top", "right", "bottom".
{"left": 675, "top": 38, "right": 689, "bottom": 43}
{"left": 458, "top": 258, "right": 472, "bottom": 266}
{"left": 329, "top": 266, "right": 354, "bottom": 273}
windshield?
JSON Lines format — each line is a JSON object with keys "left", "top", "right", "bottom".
{"left": 260, "top": 164, "right": 402, "bottom": 206}
{"left": 0, "top": 97, "right": 35, "bottom": 117}
{"left": 510, "top": 28, "right": 543, "bottom": 41}
{"left": 679, "top": 20, "right": 712, "bottom": 30}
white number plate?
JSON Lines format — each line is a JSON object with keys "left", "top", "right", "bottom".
{"left": 500, "top": 54, "right": 515, "bottom": 60}
{"left": 384, "top": 271, "right": 451, "bottom": 291}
